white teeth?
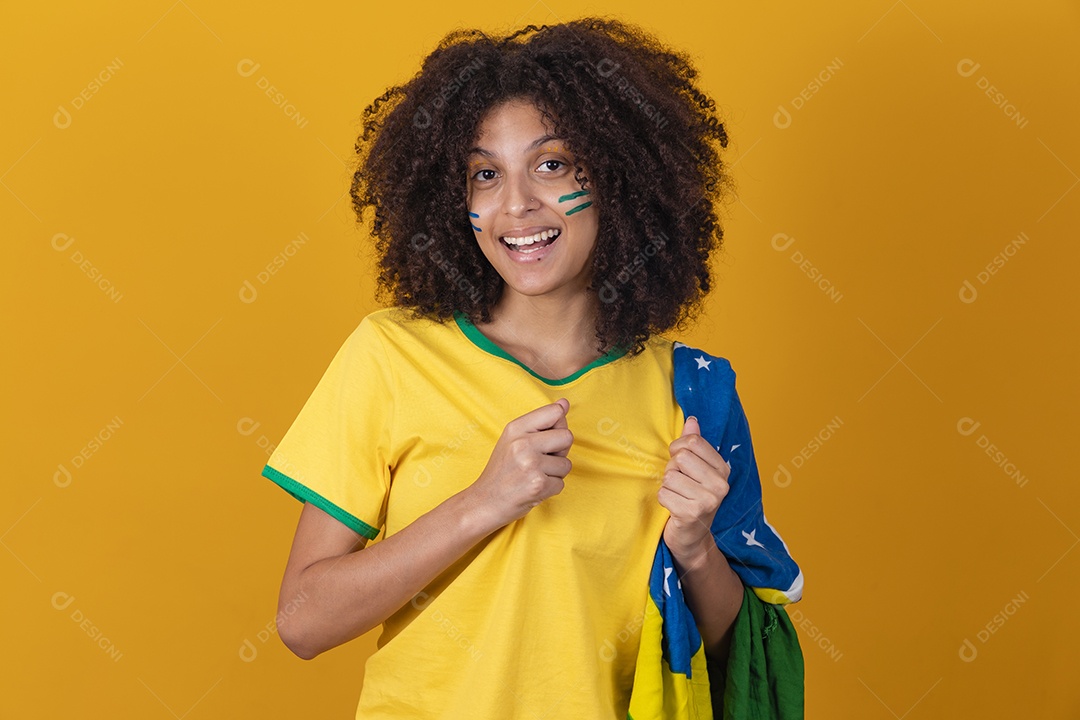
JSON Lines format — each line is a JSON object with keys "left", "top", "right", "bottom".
{"left": 501, "top": 229, "right": 560, "bottom": 246}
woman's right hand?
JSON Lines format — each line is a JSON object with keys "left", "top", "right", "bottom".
{"left": 465, "top": 398, "right": 574, "bottom": 533}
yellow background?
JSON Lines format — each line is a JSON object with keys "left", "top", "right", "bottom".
{"left": 4, "top": 1, "right": 1078, "bottom": 717}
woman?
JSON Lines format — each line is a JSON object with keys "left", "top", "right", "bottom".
{"left": 261, "top": 17, "right": 801, "bottom": 718}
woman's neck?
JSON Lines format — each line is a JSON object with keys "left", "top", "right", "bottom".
{"left": 474, "top": 291, "right": 606, "bottom": 379}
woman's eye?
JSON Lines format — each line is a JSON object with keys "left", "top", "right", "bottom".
{"left": 472, "top": 169, "right": 497, "bottom": 181}
{"left": 538, "top": 160, "right": 565, "bottom": 172}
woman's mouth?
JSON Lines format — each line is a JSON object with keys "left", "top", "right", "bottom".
{"left": 500, "top": 228, "right": 561, "bottom": 254}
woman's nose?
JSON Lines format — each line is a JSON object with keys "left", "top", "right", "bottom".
{"left": 503, "top": 173, "right": 540, "bottom": 216}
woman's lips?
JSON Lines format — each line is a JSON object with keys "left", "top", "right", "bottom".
{"left": 500, "top": 231, "right": 560, "bottom": 261}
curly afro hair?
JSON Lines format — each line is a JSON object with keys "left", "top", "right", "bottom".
{"left": 350, "top": 16, "right": 732, "bottom": 357}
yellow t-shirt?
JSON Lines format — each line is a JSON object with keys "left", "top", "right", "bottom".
{"left": 262, "top": 307, "right": 685, "bottom": 719}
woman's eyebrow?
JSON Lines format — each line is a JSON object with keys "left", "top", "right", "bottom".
{"left": 468, "top": 133, "right": 563, "bottom": 158}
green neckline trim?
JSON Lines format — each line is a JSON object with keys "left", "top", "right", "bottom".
{"left": 452, "top": 310, "right": 627, "bottom": 386}
{"left": 262, "top": 464, "right": 380, "bottom": 540}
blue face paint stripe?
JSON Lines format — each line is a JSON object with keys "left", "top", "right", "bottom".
{"left": 469, "top": 211, "right": 481, "bottom": 232}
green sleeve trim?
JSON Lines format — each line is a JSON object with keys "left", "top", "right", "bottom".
{"left": 452, "top": 310, "right": 628, "bottom": 386}
{"left": 261, "top": 464, "right": 380, "bottom": 540}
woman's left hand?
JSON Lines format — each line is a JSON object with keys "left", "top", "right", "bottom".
{"left": 658, "top": 416, "right": 731, "bottom": 560}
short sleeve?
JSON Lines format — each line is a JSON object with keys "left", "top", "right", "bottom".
{"left": 261, "top": 315, "right": 394, "bottom": 540}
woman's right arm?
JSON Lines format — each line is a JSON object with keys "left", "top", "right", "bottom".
{"left": 275, "top": 398, "right": 573, "bottom": 660}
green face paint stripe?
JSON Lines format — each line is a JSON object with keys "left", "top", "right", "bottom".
{"left": 565, "top": 201, "right": 592, "bottom": 216}
{"left": 558, "top": 190, "right": 590, "bottom": 203}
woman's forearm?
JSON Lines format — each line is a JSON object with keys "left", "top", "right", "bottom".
{"left": 278, "top": 399, "right": 574, "bottom": 659}
{"left": 278, "top": 489, "right": 497, "bottom": 660}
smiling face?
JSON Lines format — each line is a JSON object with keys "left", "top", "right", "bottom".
{"left": 465, "top": 97, "right": 599, "bottom": 305}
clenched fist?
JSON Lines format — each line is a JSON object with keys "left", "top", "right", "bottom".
{"left": 466, "top": 398, "right": 574, "bottom": 534}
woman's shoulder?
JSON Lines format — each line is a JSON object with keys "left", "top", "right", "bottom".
{"left": 357, "top": 306, "right": 399, "bottom": 328}
{"left": 348, "top": 306, "right": 461, "bottom": 353}
{"left": 358, "top": 305, "right": 453, "bottom": 332}
{"left": 665, "top": 338, "right": 738, "bottom": 383}
{"left": 671, "top": 339, "right": 733, "bottom": 367}
{"left": 641, "top": 333, "right": 732, "bottom": 363}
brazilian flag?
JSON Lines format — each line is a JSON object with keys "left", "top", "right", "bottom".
{"left": 626, "top": 343, "right": 805, "bottom": 719}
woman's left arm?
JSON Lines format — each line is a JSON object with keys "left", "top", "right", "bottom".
{"left": 658, "top": 415, "right": 745, "bottom": 667}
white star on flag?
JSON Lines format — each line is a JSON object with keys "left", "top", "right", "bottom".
{"left": 742, "top": 529, "right": 765, "bottom": 548}
{"left": 694, "top": 356, "right": 711, "bottom": 370}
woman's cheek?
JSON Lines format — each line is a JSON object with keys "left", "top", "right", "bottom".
{"left": 556, "top": 188, "right": 593, "bottom": 217}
